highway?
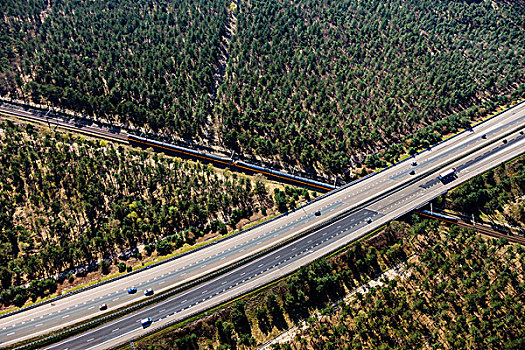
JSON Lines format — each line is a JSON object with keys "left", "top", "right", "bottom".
{"left": 1, "top": 101, "right": 524, "bottom": 348}
{"left": 44, "top": 111, "right": 525, "bottom": 350}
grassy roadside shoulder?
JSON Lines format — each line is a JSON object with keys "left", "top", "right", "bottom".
{"left": 0, "top": 202, "right": 285, "bottom": 318}
{"left": 120, "top": 220, "right": 413, "bottom": 350}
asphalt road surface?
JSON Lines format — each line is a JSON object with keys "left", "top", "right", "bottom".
{"left": 44, "top": 119, "right": 525, "bottom": 350}
{"left": 1, "top": 101, "right": 524, "bottom": 348}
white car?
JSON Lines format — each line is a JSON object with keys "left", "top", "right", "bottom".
{"left": 141, "top": 317, "right": 152, "bottom": 327}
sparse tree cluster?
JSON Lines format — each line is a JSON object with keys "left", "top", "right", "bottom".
{"left": 0, "top": 121, "right": 314, "bottom": 307}
{"left": 289, "top": 225, "right": 525, "bottom": 349}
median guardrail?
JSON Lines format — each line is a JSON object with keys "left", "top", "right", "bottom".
{"left": 4, "top": 99, "right": 525, "bottom": 350}
{"left": 4, "top": 98, "right": 524, "bottom": 321}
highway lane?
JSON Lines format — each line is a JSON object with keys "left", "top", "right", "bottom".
{"left": 1, "top": 101, "right": 524, "bottom": 347}
{"left": 0, "top": 200, "right": 348, "bottom": 342}
{"left": 47, "top": 208, "right": 383, "bottom": 350}
{"left": 0, "top": 202, "right": 347, "bottom": 341}
{"left": 44, "top": 124, "right": 525, "bottom": 350}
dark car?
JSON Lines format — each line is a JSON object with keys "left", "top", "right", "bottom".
{"left": 128, "top": 287, "right": 137, "bottom": 294}
{"left": 314, "top": 210, "right": 321, "bottom": 216}
{"left": 144, "top": 288, "right": 154, "bottom": 296}
{"left": 366, "top": 217, "right": 373, "bottom": 224}
{"left": 99, "top": 303, "right": 108, "bottom": 311}
{"left": 481, "top": 134, "right": 487, "bottom": 139}
{"left": 502, "top": 139, "right": 508, "bottom": 144}
{"left": 411, "top": 161, "right": 417, "bottom": 166}
{"left": 409, "top": 170, "right": 415, "bottom": 175}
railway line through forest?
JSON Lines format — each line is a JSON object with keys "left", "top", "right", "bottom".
{"left": 2, "top": 100, "right": 524, "bottom": 350}
{"left": 0, "top": 101, "right": 335, "bottom": 192}
{"left": 417, "top": 210, "right": 525, "bottom": 245}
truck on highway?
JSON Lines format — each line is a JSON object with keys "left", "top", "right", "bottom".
{"left": 438, "top": 168, "right": 456, "bottom": 182}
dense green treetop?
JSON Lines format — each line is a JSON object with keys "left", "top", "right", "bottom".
{"left": 1, "top": 0, "right": 524, "bottom": 174}
{"left": 218, "top": 0, "right": 525, "bottom": 171}
{"left": 1, "top": 0, "right": 228, "bottom": 137}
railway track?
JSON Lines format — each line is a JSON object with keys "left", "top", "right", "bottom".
{"left": 0, "top": 103, "right": 336, "bottom": 192}
{"left": 0, "top": 106, "right": 128, "bottom": 143}
{"left": 458, "top": 221, "right": 525, "bottom": 245}
{"left": 417, "top": 210, "right": 525, "bottom": 245}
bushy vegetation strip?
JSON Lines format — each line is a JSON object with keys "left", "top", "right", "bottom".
{"left": 129, "top": 156, "right": 525, "bottom": 350}
{"left": 129, "top": 217, "right": 525, "bottom": 350}
{"left": 130, "top": 220, "right": 411, "bottom": 349}
{"left": 281, "top": 227, "right": 524, "bottom": 349}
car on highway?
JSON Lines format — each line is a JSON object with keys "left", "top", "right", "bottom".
{"left": 128, "top": 287, "right": 137, "bottom": 294}
{"left": 99, "top": 303, "right": 108, "bottom": 311}
{"left": 411, "top": 161, "right": 417, "bottom": 166}
{"left": 481, "top": 134, "right": 487, "bottom": 139}
{"left": 520, "top": 130, "right": 524, "bottom": 135}
{"left": 366, "top": 217, "right": 373, "bottom": 224}
{"left": 409, "top": 170, "right": 415, "bottom": 175}
{"left": 144, "top": 288, "right": 154, "bottom": 296}
{"left": 502, "top": 139, "right": 508, "bottom": 144}
{"left": 314, "top": 210, "right": 321, "bottom": 216}
{"left": 141, "top": 317, "right": 152, "bottom": 328}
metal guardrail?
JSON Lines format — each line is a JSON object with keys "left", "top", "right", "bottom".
{"left": 326, "top": 98, "right": 525, "bottom": 197}
{"left": 16, "top": 124, "right": 524, "bottom": 349}
{"left": 3, "top": 100, "right": 524, "bottom": 350}
{"left": 131, "top": 104, "right": 525, "bottom": 349}
{"left": 3, "top": 98, "right": 523, "bottom": 320}
{"left": 124, "top": 192, "right": 456, "bottom": 350}
{"left": 12, "top": 201, "right": 376, "bottom": 349}
{"left": 9, "top": 164, "right": 448, "bottom": 348}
